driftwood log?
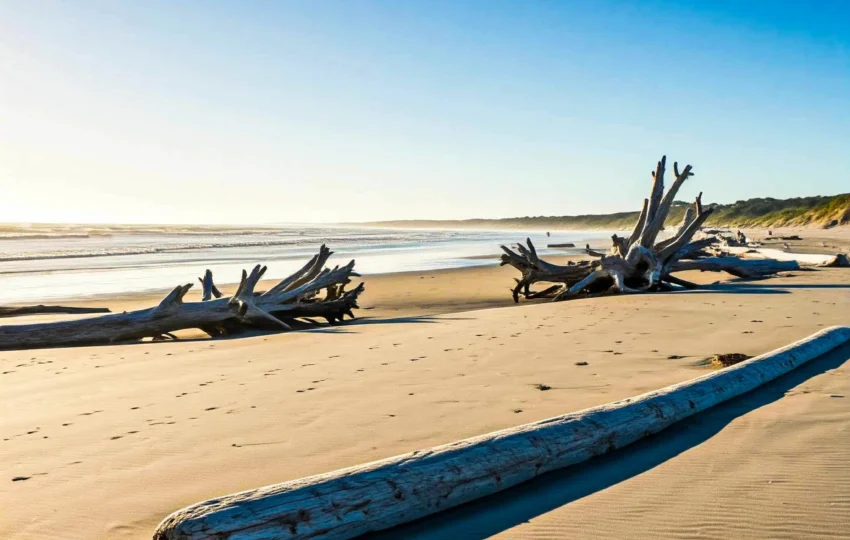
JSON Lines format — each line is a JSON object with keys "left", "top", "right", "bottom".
{"left": 0, "top": 305, "right": 110, "bottom": 318}
{"left": 719, "top": 247, "right": 850, "bottom": 268}
{"left": 500, "top": 156, "right": 801, "bottom": 301}
{"left": 0, "top": 245, "right": 363, "bottom": 350}
{"left": 672, "top": 257, "right": 799, "bottom": 278}
{"left": 153, "top": 326, "right": 850, "bottom": 540}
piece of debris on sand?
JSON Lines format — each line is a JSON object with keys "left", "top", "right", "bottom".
{"left": 711, "top": 353, "right": 752, "bottom": 368}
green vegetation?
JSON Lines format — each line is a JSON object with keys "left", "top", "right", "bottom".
{"left": 708, "top": 194, "right": 850, "bottom": 228}
{"left": 362, "top": 193, "right": 850, "bottom": 230}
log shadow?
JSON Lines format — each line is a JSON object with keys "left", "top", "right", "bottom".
{"left": 348, "top": 316, "right": 473, "bottom": 326}
{"left": 369, "top": 342, "right": 850, "bottom": 540}
{"left": 719, "top": 283, "right": 850, "bottom": 289}
{"left": 674, "top": 282, "right": 850, "bottom": 296}
{"left": 0, "top": 315, "right": 460, "bottom": 350}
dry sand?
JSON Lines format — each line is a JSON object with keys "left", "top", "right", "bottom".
{"left": 2, "top": 242, "right": 850, "bottom": 539}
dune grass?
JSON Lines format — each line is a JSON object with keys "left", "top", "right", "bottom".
{"left": 362, "top": 193, "right": 850, "bottom": 231}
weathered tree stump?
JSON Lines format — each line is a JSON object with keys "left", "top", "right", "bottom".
{"left": 500, "top": 156, "right": 804, "bottom": 301}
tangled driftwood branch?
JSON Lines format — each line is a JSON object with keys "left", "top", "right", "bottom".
{"left": 501, "top": 156, "right": 799, "bottom": 301}
{"left": 0, "top": 245, "right": 363, "bottom": 350}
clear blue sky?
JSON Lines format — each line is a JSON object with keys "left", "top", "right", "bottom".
{"left": 1, "top": 0, "right": 848, "bottom": 224}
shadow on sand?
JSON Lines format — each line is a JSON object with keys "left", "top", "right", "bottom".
{"left": 346, "top": 315, "right": 472, "bottom": 326}
{"left": 675, "top": 281, "right": 850, "bottom": 296}
{"left": 288, "top": 315, "right": 471, "bottom": 334}
{"left": 369, "top": 342, "right": 850, "bottom": 540}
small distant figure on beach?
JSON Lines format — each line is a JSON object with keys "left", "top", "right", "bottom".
{"left": 546, "top": 231, "right": 550, "bottom": 237}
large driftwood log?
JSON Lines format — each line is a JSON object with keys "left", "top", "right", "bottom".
{"left": 719, "top": 247, "right": 849, "bottom": 268}
{"left": 671, "top": 257, "right": 799, "bottom": 278}
{"left": 0, "top": 305, "right": 111, "bottom": 318}
{"left": 0, "top": 245, "right": 363, "bottom": 350}
{"left": 501, "top": 156, "right": 805, "bottom": 301}
{"left": 153, "top": 326, "right": 850, "bottom": 540}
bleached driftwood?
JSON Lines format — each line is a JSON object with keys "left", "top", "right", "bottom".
{"left": 0, "top": 245, "right": 363, "bottom": 350}
{"left": 500, "top": 156, "right": 798, "bottom": 301}
{"left": 153, "top": 326, "right": 850, "bottom": 540}
{"left": 672, "top": 257, "right": 799, "bottom": 278}
{"left": 720, "top": 247, "right": 849, "bottom": 268}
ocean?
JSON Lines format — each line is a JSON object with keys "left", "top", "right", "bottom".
{"left": 0, "top": 225, "right": 619, "bottom": 303}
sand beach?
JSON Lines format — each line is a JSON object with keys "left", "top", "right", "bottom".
{"left": 2, "top": 227, "right": 850, "bottom": 538}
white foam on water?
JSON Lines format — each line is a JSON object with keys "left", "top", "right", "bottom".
{"left": 0, "top": 225, "right": 620, "bottom": 302}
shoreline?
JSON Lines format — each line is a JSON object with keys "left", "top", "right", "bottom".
{"left": 2, "top": 231, "right": 850, "bottom": 540}
{"left": 2, "top": 226, "right": 848, "bottom": 308}
{"left": 2, "top": 261, "right": 850, "bottom": 539}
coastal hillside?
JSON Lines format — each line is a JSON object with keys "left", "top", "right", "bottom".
{"left": 361, "top": 193, "right": 850, "bottom": 231}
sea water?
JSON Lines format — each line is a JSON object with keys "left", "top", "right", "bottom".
{"left": 0, "top": 225, "right": 619, "bottom": 302}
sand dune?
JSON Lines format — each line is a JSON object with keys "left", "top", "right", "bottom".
{"left": 2, "top": 264, "right": 849, "bottom": 539}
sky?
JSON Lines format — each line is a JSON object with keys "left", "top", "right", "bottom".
{"left": 0, "top": 0, "right": 848, "bottom": 224}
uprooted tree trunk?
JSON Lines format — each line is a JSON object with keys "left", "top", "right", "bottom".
{"left": 501, "top": 156, "right": 800, "bottom": 301}
{"left": 0, "top": 245, "right": 364, "bottom": 350}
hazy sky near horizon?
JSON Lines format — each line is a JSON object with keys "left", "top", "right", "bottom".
{"left": 1, "top": 1, "right": 848, "bottom": 224}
